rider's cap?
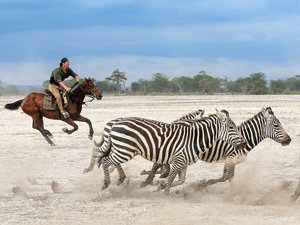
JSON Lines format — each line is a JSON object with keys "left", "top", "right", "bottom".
{"left": 60, "top": 58, "right": 69, "bottom": 66}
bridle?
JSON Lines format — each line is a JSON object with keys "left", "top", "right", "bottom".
{"left": 71, "top": 81, "right": 97, "bottom": 103}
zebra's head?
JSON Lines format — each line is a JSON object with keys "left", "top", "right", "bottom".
{"left": 216, "top": 109, "right": 246, "bottom": 150}
{"left": 261, "top": 107, "right": 291, "bottom": 146}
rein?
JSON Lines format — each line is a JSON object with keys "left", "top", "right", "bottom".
{"left": 71, "top": 82, "right": 95, "bottom": 104}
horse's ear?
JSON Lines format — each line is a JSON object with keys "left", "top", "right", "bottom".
{"left": 85, "top": 77, "right": 88, "bottom": 81}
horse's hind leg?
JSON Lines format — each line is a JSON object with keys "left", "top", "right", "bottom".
{"left": 33, "top": 121, "right": 53, "bottom": 138}
{"left": 32, "top": 116, "right": 55, "bottom": 146}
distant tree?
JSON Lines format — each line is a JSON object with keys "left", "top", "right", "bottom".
{"left": 95, "top": 80, "right": 116, "bottom": 93}
{"left": 193, "top": 71, "right": 222, "bottom": 93}
{"left": 286, "top": 75, "right": 300, "bottom": 91}
{"left": 171, "top": 76, "right": 194, "bottom": 93}
{"left": 4, "top": 85, "right": 20, "bottom": 95}
{"left": 106, "top": 69, "right": 127, "bottom": 94}
{"left": 244, "top": 72, "right": 268, "bottom": 94}
{"left": 269, "top": 79, "right": 287, "bottom": 94}
{"left": 148, "top": 73, "right": 170, "bottom": 93}
{"left": 131, "top": 79, "right": 150, "bottom": 93}
{"left": 226, "top": 78, "right": 247, "bottom": 93}
{"left": 43, "top": 80, "right": 49, "bottom": 89}
{"left": 0, "top": 78, "right": 3, "bottom": 96}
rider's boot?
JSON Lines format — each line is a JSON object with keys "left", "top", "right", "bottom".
{"left": 62, "top": 111, "right": 70, "bottom": 119}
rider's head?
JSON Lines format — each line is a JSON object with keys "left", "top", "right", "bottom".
{"left": 60, "top": 58, "right": 69, "bottom": 67}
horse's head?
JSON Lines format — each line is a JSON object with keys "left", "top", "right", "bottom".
{"left": 81, "top": 77, "right": 102, "bottom": 100}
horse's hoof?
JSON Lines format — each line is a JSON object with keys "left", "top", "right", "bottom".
{"left": 50, "top": 142, "right": 56, "bottom": 146}
{"left": 62, "top": 127, "right": 68, "bottom": 133}
{"left": 88, "top": 135, "right": 92, "bottom": 140}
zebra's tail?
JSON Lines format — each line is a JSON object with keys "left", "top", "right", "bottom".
{"left": 93, "top": 135, "right": 104, "bottom": 147}
{"left": 4, "top": 99, "right": 23, "bottom": 110}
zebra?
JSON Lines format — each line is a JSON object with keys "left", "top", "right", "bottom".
{"left": 83, "top": 109, "right": 205, "bottom": 177}
{"left": 142, "top": 107, "right": 291, "bottom": 190}
{"left": 291, "top": 178, "right": 300, "bottom": 201}
{"left": 96, "top": 109, "right": 245, "bottom": 195}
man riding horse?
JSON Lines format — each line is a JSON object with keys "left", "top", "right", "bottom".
{"left": 49, "top": 58, "right": 80, "bottom": 119}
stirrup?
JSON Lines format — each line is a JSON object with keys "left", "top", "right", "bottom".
{"left": 62, "top": 111, "right": 70, "bottom": 119}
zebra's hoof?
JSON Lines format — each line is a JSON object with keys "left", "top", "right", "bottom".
{"left": 117, "top": 176, "right": 126, "bottom": 186}
{"left": 101, "top": 184, "right": 108, "bottom": 190}
{"left": 159, "top": 173, "right": 168, "bottom": 178}
{"left": 157, "top": 182, "right": 166, "bottom": 190}
{"left": 140, "top": 181, "right": 148, "bottom": 188}
{"left": 290, "top": 194, "right": 299, "bottom": 202}
{"left": 140, "top": 170, "right": 148, "bottom": 175}
{"left": 82, "top": 168, "right": 90, "bottom": 174}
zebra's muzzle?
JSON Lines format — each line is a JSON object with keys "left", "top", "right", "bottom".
{"left": 281, "top": 134, "right": 291, "bottom": 146}
{"left": 235, "top": 137, "right": 246, "bottom": 150}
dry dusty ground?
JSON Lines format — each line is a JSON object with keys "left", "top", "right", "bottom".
{"left": 0, "top": 94, "right": 300, "bottom": 225}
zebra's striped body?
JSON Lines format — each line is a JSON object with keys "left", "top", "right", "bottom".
{"left": 97, "top": 110, "right": 244, "bottom": 195}
{"left": 83, "top": 109, "right": 204, "bottom": 176}
{"left": 144, "top": 107, "right": 291, "bottom": 189}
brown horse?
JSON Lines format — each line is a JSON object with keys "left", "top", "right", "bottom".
{"left": 4, "top": 77, "right": 102, "bottom": 146}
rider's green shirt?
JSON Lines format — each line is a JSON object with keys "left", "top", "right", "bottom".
{"left": 50, "top": 66, "right": 78, "bottom": 86}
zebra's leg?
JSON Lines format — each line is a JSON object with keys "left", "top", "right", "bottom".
{"left": 84, "top": 137, "right": 112, "bottom": 174}
{"left": 100, "top": 149, "right": 134, "bottom": 190}
{"left": 159, "top": 164, "right": 171, "bottom": 178}
{"left": 101, "top": 157, "right": 113, "bottom": 190}
{"left": 290, "top": 178, "right": 300, "bottom": 201}
{"left": 115, "top": 164, "right": 126, "bottom": 186}
{"left": 197, "top": 163, "right": 235, "bottom": 189}
{"left": 162, "top": 161, "right": 183, "bottom": 196}
{"left": 140, "top": 165, "right": 164, "bottom": 175}
{"left": 140, "top": 163, "right": 161, "bottom": 188}
{"left": 171, "top": 166, "right": 187, "bottom": 187}
{"left": 83, "top": 147, "right": 101, "bottom": 174}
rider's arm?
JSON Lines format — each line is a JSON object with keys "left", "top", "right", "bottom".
{"left": 59, "top": 81, "right": 71, "bottom": 92}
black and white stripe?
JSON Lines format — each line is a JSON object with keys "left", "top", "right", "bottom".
{"left": 144, "top": 107, "right": 291, "bottom": 189}
{"left": 83, "top": 109, "right": 204, "bottom": 175}
{"left": 97, "top": 110, "right": 244, "bottom": 195}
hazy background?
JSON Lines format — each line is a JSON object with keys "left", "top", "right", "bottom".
{"left": 1, "top": 0, "right": 300, "bottom": 86}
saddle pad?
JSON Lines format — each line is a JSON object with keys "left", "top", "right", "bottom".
{"left": 42, "top": 94, "right": 69, "bottom": 111}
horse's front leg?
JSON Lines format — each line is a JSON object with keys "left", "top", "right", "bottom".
{"left": 73, "top": 115, "right": 93, "bottom": 140}
{"left": 62, "top": 118, "right": 78, "bottom": 135}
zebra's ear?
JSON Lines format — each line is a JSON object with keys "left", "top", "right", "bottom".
{"left": 200, "top": 109, "right": 204, "bottom": 117}
{"left": 261, "top": 108, "right": 272, "bottom": 120}
{"left": 216, "top": 109, "right": 227, "bottom": 122}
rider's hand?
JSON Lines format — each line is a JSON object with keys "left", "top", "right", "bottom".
{"left": 66, "top": 87, "right": 71, "bottom": 92}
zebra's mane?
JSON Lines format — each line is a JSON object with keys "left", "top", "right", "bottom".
{"left": 238, "top": 111, "right": 264, "bottom": 129}
{"left": 173, "top": 114, "right": 218, "bottom": 126}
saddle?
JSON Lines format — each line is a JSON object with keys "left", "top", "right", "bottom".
{"left": 43, "top": 89, "right": 69, "bottom": 111}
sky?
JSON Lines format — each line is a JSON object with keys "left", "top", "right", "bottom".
{"left": 1, "top": 0, "right": 300, "bottom": 86}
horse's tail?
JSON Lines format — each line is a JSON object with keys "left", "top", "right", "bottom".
{"left": 4, "top": 99, "right": 23, "bottom": 110}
